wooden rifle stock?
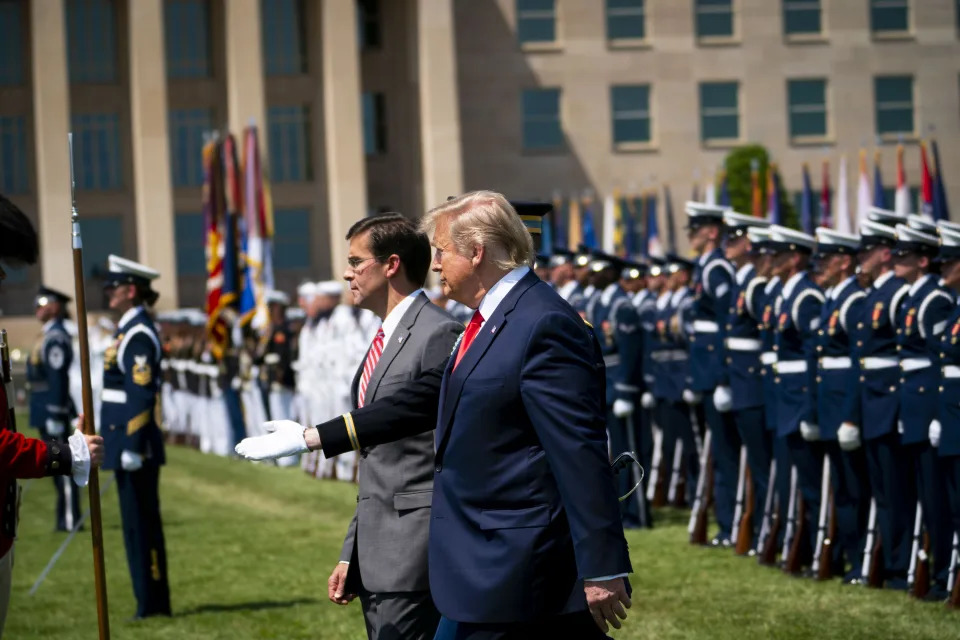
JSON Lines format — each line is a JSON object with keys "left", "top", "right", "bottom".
{"left": 756, "top": 459, "right": 779, "bottom": 565}
{"left": 912, "top": 532, "right": 931, "bottom": 599}
{"left": 867, "top": 535, "right": 884, "bottom": 588}
{"left": 690, "top": 452, "right": 714, "bottom": 545}
{"left": 816, "top": 489, "right": 837, "bottom": 580}
{"left": 950, "top": 553, "right": 960, "bottom": 608}
{"left": 784, "top": 494, "right": 806, "bottom": 574}
{"left": 760, "top": 510, "right": 781, "bottom": 566}
{"left": 735, "top": 466, "right": 754, "bottom": 556}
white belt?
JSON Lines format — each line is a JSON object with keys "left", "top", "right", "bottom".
{"left": 861, "top": 356, "right": 899, "bottom": 370}
{"left": 776, "top": 360, "right": 808, "bottom": 374}
{"left": 651, "top": 349, "right": 688, "bottom": 363}
{"left": 693, "top": 320, "right": 719, "bottom": 333}
{"left": 725, "top": 337, "right": 762, "bottom": 352}
{"left": 102, "top": 389, "right": 127, "bottom": 403}
{"left": 943, "top": 365, "right": 960, "bottom": 379}
{"left": 760, "top": 352, "right": 777, "bottom": 366}
{"left": 819, "top": 356, "right": 852, "bottom": 370}
{"left": 900, "top": 357, "right": 932, "bottom": 372}
{"left": 604, "top": 354, "right": 621, "bottom": 367}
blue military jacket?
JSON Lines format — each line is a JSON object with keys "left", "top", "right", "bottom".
{"left": 650, "top": 289, "right": 692, "bottom": 403}
{"left": 633, "top": 289, "right": 658, "bottom": 392}
{"left": 773, "top": 271, "right": 824, "bottom": 436}
{"left": 588, "top": 284, "right": 643, "bottom": 405}
{"left": 722, "top": 264, "right": 767, "bottom": 411}
{"left": 759, "top": 277, "right": 782, "bottom": 432}
{"left": 689, "top": 248, "right": 735, "bottom": 392}
{"left": 896, "top": 274, "right": 955, "bottom": 445}
{"left": 937, "top": 302, "right": 960, "bottom": 457}
{"left": 815, "top": 276, "right": 866, "bottom": 439}
{"left": 847, "top": 271, "right": 909, "bottom": 440}
{"left": 100, "top": 306, "right": 166, "bottom": 470}
{"left": 26, "top": 318, "right": 74, "bottom": 438}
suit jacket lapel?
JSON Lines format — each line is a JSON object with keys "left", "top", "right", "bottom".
{"left": 366, "top": 294, "right": 428, "bottom": 404}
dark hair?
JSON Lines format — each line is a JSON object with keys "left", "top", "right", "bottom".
{"left": 133, "top": 283, "right": 160, "bottom": 308}
{"left": 0, "top": 193, "right": 39, "bottom": 266}
{"left": 346, "top": 213, "right": 431, "bottom": 287}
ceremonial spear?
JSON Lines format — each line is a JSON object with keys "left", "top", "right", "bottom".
{"left": 68, "top": 133, "right": 111, "bottom": 639}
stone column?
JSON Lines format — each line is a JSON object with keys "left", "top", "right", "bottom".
{"left": 129, "top": 0, "right": 177, "bottom": 307}
{"left": 225, "top": 0, "right": 267, "bottom": 137}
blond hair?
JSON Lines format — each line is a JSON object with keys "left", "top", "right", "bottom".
{"left": 419, "top": 191, "right": 534, "bottom": 271}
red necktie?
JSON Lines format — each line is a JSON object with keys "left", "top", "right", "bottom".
{"left": 357, "top": 327, "right": 385, "bottom": 407}
{"left": 454, "top": 311, "right": 484, "bottom": 370}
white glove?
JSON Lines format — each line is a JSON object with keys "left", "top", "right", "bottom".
{"left": 837, "top": 422, "right": 861, "bottom": 451}
{"left": 800, "top": 421, "right": 821, "bottom": 442}
{"left": 612, "top": 399, "right": 634, "bottom": 418}
{"left": 640, "top": 392, "right": 655, "bottom": 410}
{"left": 67, "top": 429, "right": 91, "bottom": 487}
{"left": 235, "top": 420, "right": 309, "bottom": 461}
{"left": 897, "top": 420, "right": 904, "bottom": 435}
{"left": 120, "top": 450, "right": 144, "bottom": 472}
{"left": 231, "top": 377, "right": 242, "bottom": 390}
{"left": 929, "top": 419, "right": 942, "bottom": 448}
{"left": 682, "top": 389, "right": 702, "bottom": 405}
{"left": 45, "top": 418, "right": 66, "bottom": 437}
{"left": 713, "top": 386, "right": 733, "bottom": 413}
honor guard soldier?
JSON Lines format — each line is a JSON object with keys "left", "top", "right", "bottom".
{"left": 813, "top": 227, "right": 870, "bottom": 581}
{"left": 570, "top": 245, "right": 595, "bottom": 316}
{"left": 717, "top": 212, "right": 773, "bottom": 548}
{"left": 637, "top": 259, "right": 665, "bottom": 493}
{"left": 549, "top": 249, "right": 582, "bottom": 305}
{"left": 686, "top": 202, "right": 740, "bottom": 546}
{"left": 100, "top": 254, "right": 171, "bottom": 619}
{"left": 892, "top": 219, "right": 955, "bottom": 598}
{"left": 27, "top": 286, "right": 81, "bottom": 532}
{"left": 261, "top": 291, "right": 298, "bottom": 462}
{"left": 767, "top": 225, "right": 825, "bottom": 568}
{"left": 840, "top": 210, "right": 912, "bottom": 589}
{"left": 533, "top": 254, "right": 552, "bottom": 284}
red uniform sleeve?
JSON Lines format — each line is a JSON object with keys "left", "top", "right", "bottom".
{"left": 1, "top": 384, "right": 68, "bottom": 479}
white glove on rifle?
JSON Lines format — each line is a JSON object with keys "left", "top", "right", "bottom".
{"left": 236, "top": 420, "right": 309, "bottom": 461}
{"left": 682, "top": 389, "right": 702, "bottom": 405}
{"left": 713, "top": 386, "right": 733, "bottom": 413}
{"left": 45, "top": 418, "right": 66, "bottom": 437}
{"left": 837, "top": 422, "right": 861, "bottom": 451}
{"left": 612, "top": 399, "right": 634, "bottom": 418}
{"left": 929, "top": 419, "right": 942, "bottom": 448}
{"left": 640, "top": 392, "right": 656, "bottom": 410}
{"left": 799, "top": 421, "right": 820, "bottom": 442}
{"left": 67, "top": 428, "right": 91, "bottom": 487}
{"left": 120, "top": 450, "right": 144, "bottom": 472}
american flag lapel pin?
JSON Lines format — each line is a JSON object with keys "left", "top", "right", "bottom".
{"left": 490, "top": 325, "right": 497, "bottom": 333}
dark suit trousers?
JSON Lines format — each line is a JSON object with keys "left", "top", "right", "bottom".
{"left": 116, "top": 466, "right": 171, "bottom": 617}
{"left": 433, "top": 611, "right": 609, "bottom": 640}
{"left": 864, "top": 432, "right": 913, "bottom": 579}
{"left": 53, "top": 473, "right": 81, "bottom": 531}
{"left": 360, "top": 586, "right": 439, "bottom": 640}
{"left": 733, "top": 406, "right": 771, "bottom": 545}
{"left": 824, "top": 441, "right": 870, "bottom": 577}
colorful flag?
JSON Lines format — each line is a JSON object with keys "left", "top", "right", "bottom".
{"left": 663, "top": 184, "right": 677, "bottom": 255}
{"left": 894, "top": 144, "right": 910, "bottom": 216}
{"left": 582, "top": 198, "right": 598, "bottom": 249}
{"left": 766, "top": 164, "right": 782, "bottom": 226}
{"left": 856, "top": 149, "right": 871, "bottom": 231}
{"left": 541, "top": 205, "right": 554, "bottom": 255}
{"left": 751, "top": 159, "right": 763, "bottom": 217}
{"left": 872, "top": 151, "right": 886, "bottom": 209}
{"left": 931, "top": 139, "right": 951, "bottom": 221}
{"left": 567, "top": 195, "right": 582, "bottom": 249}
{"left": 645, "top": 191, "right": 663, "bottom": 258}
{"left": 820, "top": 160, "right": 832, "bottom": 229}
{"left": 602, "top": 194, "right": 616, "bottom": 254}
{"left": 551, "top": 192, "right": 566, "bottom": 249}
{"left": 691, "top": 181, "right": 700, "bottom": 203}
{"left": 623, "top": 194, "right": 638, "bottom": 256}
{"left": 239, "top": 126, "right": 272, "bottom": 328}
{"left": 919, "top": 142, "right": 934, "bottom": 219}
{"left": 203, "top": 137, "right": 228, "bottom": 358}
{"left": 718, "top": 171, "right": 731, "bottom": 207}
{"left": 800, "top": 163, "right": 814, "bottom": 234}
{"left": 834, "top": 155, "right": 851, "bottom": 233}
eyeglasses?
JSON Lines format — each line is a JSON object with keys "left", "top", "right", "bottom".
{"left": 346, "top": 256, "right": 377, "bottom": 273}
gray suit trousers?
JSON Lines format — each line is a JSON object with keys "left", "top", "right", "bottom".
{"left": 359, "top": 585, "right": 440, "bottom": 640}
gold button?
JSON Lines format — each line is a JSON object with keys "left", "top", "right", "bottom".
{"left": 726, "top": 324, "right": 732, "bottom": 330}
{"left": 900, "top": 378, "right": 905, "bottom": 383}
{"left": 889, "top": 386, "right": 896, "bottom": 392}
{"left": 860, "top": 376, "right": 866, "bottom": 382}
{"left": 816, "top": 346, "right": 823, "bottom": 352}
{"left": 919, "top": 387, "right": 924, "bottom": 393}
{"left": 818, "top": 330, "right": 824, "bottom": 336}
{"left": 51, "top": 445, "right": 59, "bottom": 455}
{"left": 816, "top": 376, "right": 822, "bottom": 383}
{"left": 857, "top": 341, "right": 863, "bottom": 347}
{"left": 726, "top": 358, "right": 732, "bottom": 365}
{"left": 51, "top": 460, "right": 60, "bottom": 470}
{"left": 775, "top": 377, "right": 781, "bottom": 384}
{"left": 761, "top": 369, "right": 767, "bottom": 376}
{"left": 941, "top": 353, "right": 946, "bottom": 358}
{"left": 897, "top": 329, "right": 902, "bottom": 334}
{"left": 748, "top": 367, "right": 755, "bottom": 373}
{"left": 858, "top": 322, "right": 864, "bottom": 329}
{"left": 708, "top": 345, "right": 714, "bottom": 351}
{"left": 940, "top": 386, "right": 945, "bottom": 392}
{"left": 773, "top": 346, "right": 779, "bottom": 351}
{"left": 110, "top": 425, "right": 116, "bottom": 431}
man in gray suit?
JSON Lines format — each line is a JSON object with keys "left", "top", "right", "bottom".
{"left": 326, "top": 213, "right": 462, "bottom": 640}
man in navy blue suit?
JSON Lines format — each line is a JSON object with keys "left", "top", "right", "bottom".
{"left": 239, "top": 192, "right": 633, "bottom": 638}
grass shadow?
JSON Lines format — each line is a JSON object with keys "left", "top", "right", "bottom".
{"left": 175, "top": 598, "right": 321, "bottom": 617}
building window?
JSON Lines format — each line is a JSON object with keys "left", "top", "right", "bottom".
{"left": 66, "top": 0, "right": 118, "bottom": 83}
{"left": 165, "top": 0, "right": 212, "bottom": 78}
{"left": 174, "top": 212, "right": 205, "bottom": 275}
{"left": 262, "top": 0, "right": 307, "bottom": 75}
{"left": 516, "top": 0, "right": 556, "bottom": 45}
{"left": 0, "top": 116, "right": 29, "bottom": 194}
{"left": 606, "top": 0, "right": 645, "bottom": 41}
{"left": 611, "top": 85, "right": 651, "bottom": 146}
{"left": 521, "top": 88, "right": 563, "bottom": 150}
{"left": 695, "top": 0, "right": 734, "bottom": 40}
{"left": 787, "top": 79, "right": 827, "bottom": 140}
{"left": 0, "top": 0, "right": 24, "bottom": 86}
{"left": 874, "top": 75, "right": 914, "bottom": 136}
{"left": 267, "top": 105, "right": 312, "bottom": 182}
{"left": 783, "top": 0, "right": 821, "bottom": 36}
{"left": 357, "top": 0, "right": 382, "bottom": 49}
{"left": 273, "top": 209, "right": 311, "bottom": 271}
{"left": 78, "top": 216, "right": 124, "bottom": 278}
{"left": 870, "top": 0, "right": 909, "bottom": 34}
{"left": 362, "top": 92, "right": 387, "bottom": 156}
{"left": 699, "top": 81, "right": 739, "bottom": 143}
{"left": 169, "top": 108, "right": 214, "bottom": 188}
{"left": 71, "top": 112, "right": 123, "bottom": 190}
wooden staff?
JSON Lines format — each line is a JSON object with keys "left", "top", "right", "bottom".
{"left": 69, "top": 133, "right": 111, "bottom": 639}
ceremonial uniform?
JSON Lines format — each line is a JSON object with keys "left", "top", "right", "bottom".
{"left": 100, "top": 256, "right": 171, "bottom": 619}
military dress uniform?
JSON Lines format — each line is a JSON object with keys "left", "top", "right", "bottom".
{"left": 26, "top": 287, "right": 80, "bottom": 532}
{"left": 100, "top": 255, "right": 171, "bottom": 618}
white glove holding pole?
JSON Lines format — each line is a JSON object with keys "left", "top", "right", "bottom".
{"left": 799, "top": 421, "right": 820, "bottom": 442}
{"left": 682, "top": 389, "right": 701, "bottom": 405}
{"left": 67, "top": 429, "right": 91, "bottom": 487}
{"left": 235, "top": 420, "right": 309, "bottom": 461}
{"left": 640, "top": 392, "right": 655, "bottom": 410}
{"left": 712, "top": 386, "right": 733, "bottom": 413}
{"left": 837, "top": 422, "right": 861, "bottom": 451}
{"left": 612, "top": 399, "right": 634, "bottom": 418}
{"left": 929, "top": 419, "right": 942, "bottom": 448}
{"left": 120, "top": 450, "right": 144, "bottom": 472}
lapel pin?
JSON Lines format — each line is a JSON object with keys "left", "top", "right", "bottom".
{"left": 490, "top": 326, "right": 497, "bottom": 333}
{"left": 398, "top": 336, "right": 404, "bottom": 343}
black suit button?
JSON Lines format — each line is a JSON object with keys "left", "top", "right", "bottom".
{"left": 435, "top": 464, "right": 442, "bottom": 473}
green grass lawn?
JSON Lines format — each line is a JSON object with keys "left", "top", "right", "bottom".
{"left": 6, "top": 443, "right": 959, "bottom": 639}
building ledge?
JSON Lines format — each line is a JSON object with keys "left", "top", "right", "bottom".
{"left": 790, "top": 135, "right": 834, "bottom": 147}
{"left": 784, "top": 33, "right": 828, "bottom": 45}
{"left": 695, "top": 35, "right": 740, "bottom": 47}
{"left": 614, "top": 141, "right": 658, "bottom": 154}
{"left": 701, "top": 138, "right": 743, "bottom": 150}
{"left": 607, "top": 38, "right": 652, "bottom": 51}
{"left": 520, "top": 41, "right": 564, "bottom": 54}
{"left": 871, "top": 31, "right": 914, "bottom": 42}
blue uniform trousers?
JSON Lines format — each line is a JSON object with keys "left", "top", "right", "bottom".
{"left": 116, "top": 466, "right": 171, "bottom": 618}
{"left": 904, "top": 442, "right": 954, "bottom": 588}
{"left": 434, "top": 611, "right": 609, "bottom": 640}
{"left": 222, "top": 386, "right": 246, "bottom": 449}
{"left": 705, "top": 398, "right": 741, "bottom": 540}
{"left": 657, "top": 400, "right": 699, "bottom": 505}
{"left": 864, "top": 432, "right": 912, "bottom": 581}
{"left": 823, "top": 441, "right": 870, "bottom": 579}
{"left": 733, "top": 406, "right": 770, "bottom": 545}
{"left": 946, "top": 455, "right": 960, "bottom": 541}
{"left": 772, "top": 435, "right": 791, "bottom": 549}
{"left": 785, "top": 433, "right": 824, "bottom": 565}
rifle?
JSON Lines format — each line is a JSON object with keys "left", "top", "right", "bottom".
{"left": 667, "top": 438, "right": 685, "bottom": 507}
{"left": 948, "top": 532, "right": 960, "bottom": 608}
{"left": 645, "top": 423, "right": 662, "bottom": 502}
{"left": 69, "top": 133, "right": 111, "bottom": 639}
{"left": 784, "top": 492, "right": 807, "bottom": 575}
{"left": 688, "top": 428, "right": 714, "bottom": 545}
{"left": 735, "top": 464, "right": 755, "bottom": 556}
{"left": 812, "top": 462, "right": 834, "bottom": 580}
{"left": 861, "top": 497, "right": 884, "bottom": 588}
{"left": 907, "top": 501, "right": 930, "bottom": 599}
{"left": 757, "top": 459, "right": 780, "bottom": 565}
{"left": 780, "top": 465, "right": 799, "bottom": 566}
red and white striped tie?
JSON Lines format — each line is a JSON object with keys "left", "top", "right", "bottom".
{"left": 357, "top": 327, "right": 385, "bottom": 408}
